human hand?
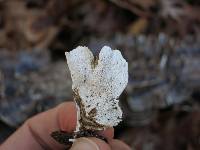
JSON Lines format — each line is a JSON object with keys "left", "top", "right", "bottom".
{"left": 0, "top": 102, "right": 131, "bottom": 150}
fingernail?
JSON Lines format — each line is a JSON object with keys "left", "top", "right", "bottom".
{"left": 70, "top": 137, "right": 99, "bottom": 150}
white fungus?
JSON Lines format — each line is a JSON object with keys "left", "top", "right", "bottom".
{"left": 65, "top": 46, "right": 128, "bottom": 131}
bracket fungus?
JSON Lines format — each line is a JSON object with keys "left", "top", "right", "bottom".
{"left": 51, "top": 46, "right": 128, "bottom": 145}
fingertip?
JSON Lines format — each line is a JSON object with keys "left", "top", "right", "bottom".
{"left": 57, "top": 102, "right": 77, "bottom": 132}
{"left": 98, "top": 127, "right": 114, "bottom": 140}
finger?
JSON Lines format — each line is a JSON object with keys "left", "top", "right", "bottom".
{"left": 26, "top": 102, "right": 77, "bottom": 149}
{"left": 108, "top": 139, "right": 131, "bottom": 150}
{"left": 97, "top": 127, "right": 114, "bottom": 139}
{"left": 1, "top": 102, "right": 77, "bottom": 150}
{"left": 70, "top": 137, "right": 111, "bottom": 150}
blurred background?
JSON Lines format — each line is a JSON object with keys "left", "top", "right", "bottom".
{"left": 0, "top": 0, "right": 199, "bottom": 149}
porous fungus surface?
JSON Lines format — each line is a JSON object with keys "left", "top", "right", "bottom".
{"left": 65, "top": 46, "right": 128, "bottom": 131}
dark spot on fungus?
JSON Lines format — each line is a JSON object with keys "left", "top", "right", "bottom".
{"left": 88, "top": 108, "right": 97, "bottom": 117}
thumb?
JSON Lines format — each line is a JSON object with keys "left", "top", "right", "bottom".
{"left": 70, "top": 137, "right": 111, "bottom": 150}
